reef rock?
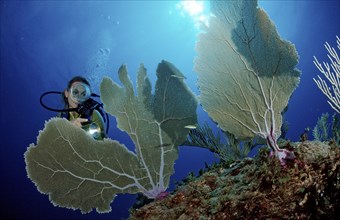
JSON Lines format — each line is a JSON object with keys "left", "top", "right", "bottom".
{"left": 129, "top": 141, "right": 340, "bottom": 219}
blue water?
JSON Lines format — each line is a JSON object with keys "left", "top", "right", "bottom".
{"left": 1, "top": 1, "right": 339, "bottom": 219}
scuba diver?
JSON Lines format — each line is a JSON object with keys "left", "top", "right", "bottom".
{"left": 40, "top": 76, "right": 109, "bottom": 140}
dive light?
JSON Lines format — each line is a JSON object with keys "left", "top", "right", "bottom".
{"left": 82, "top": 121, "right": 101, "bottom": 140}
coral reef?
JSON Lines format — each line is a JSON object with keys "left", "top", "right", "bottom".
{"left": 129, "top": 141, "right": 340, "bottom": 219}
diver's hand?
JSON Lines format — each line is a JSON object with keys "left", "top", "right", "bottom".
{"left": 71, "top": 118, "right": 88, "bottom": 127}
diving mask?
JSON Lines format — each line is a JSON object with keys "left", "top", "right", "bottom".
{"left": 69, "top": 82, "right": 91, "bottom": 104}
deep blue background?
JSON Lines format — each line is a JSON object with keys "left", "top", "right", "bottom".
{"left": 1, "top": 1, "right": 339, "bottom": 219}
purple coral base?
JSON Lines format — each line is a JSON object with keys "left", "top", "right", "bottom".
{"left": 267, "top": 126, "right": 296, "bottom": 166}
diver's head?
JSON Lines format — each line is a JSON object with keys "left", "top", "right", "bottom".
{"left": 63, "top": 76, "right": 91, "bottom": 108}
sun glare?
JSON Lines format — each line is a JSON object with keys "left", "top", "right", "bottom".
{"left": 181, "top": 1, "right": 204, "bottom": 16}
{"left": 176, "top": 0, "right": 209, "bottom": 28}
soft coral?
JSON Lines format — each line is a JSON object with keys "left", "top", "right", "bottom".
{"left": 267, "top": 126, "right": 295, "bottom": 166}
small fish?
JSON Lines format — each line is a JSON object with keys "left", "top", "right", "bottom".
{"left": 184, "top": 125, "right": 197, "bottom": 129}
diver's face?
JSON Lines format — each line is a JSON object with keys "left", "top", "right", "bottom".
{"left": 65, "top": 81, "right": 82, "bottom": 108}
{"left": 65, "top": 81, "right": 91, "bottom": 108}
